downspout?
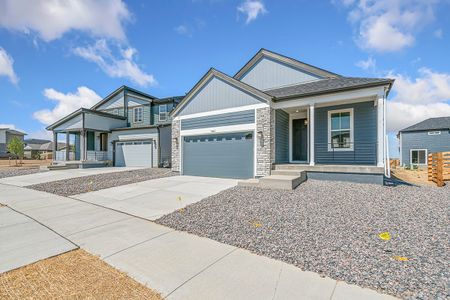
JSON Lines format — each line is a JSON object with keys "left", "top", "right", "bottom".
{"left": 383, "top": 86, "right": 390, "bottom": 178}
{"left": 157, "top": 125, "right": 161, "bottom": 168}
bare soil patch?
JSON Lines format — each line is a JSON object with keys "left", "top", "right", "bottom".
{"left": 0, "top": 249, "right": 162, "bottom": 300}
{"left": 391, "top": 168, "right": 434, "bottom": 186}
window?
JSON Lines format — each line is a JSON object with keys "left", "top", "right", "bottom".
{"left": 328, "top": 108, "right": 353, "bottom": 151}
{"left": 133, "top": 107, "right": 143, "bottom": 123}
{"left": 100, "top": 133, "right": 108, "bottom": 151}
{"left": 159, "top": 104, "right": 168, "bottom": 122}
{"left": 410, "top": 149, "right": 427, "bottom": 165}
{"left": 428, "top": 131, "right": 441, "bottom": 135}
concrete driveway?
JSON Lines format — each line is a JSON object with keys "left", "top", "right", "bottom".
{"left": 0, "top": 167, "right": 142, "bottom": 187}
{"left": 72, "top": 176, "right": 238, "bottom": 220}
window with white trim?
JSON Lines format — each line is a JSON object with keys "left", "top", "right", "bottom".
{"left": 328, "top": 108, "right": 353, "bottom": 151}
{"left": 428, "top": 131, "right": 441, "bottom": 135}
{"left": 133, "top": 107, "right": 143, "bottom": 123}
{"left": 410, "top": 149, "right": 427, "bottom": 165}
{"left": 159, "top": 104, "right": 168, "bottom": 122}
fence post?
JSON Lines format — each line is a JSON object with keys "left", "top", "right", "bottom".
{"left": 428, "top": 153, "right": 433, "bottom": 181}
{"left": 437, "top": 152, "right": 444, "bottom": 187}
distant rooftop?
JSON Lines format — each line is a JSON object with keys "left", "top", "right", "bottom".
{"left": 399, "top": 116, "right": 450, "bottom": 133}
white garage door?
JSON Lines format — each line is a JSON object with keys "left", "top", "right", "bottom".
{"left": 115, "top": 141, "right": 153, "bottom": 167}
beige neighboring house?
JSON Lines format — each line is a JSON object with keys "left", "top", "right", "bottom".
{"left": 0, "top": 128, "right": 26, "bottom": 158}
{"left": 23, "top": 139, "right": 57, "bottom": 159}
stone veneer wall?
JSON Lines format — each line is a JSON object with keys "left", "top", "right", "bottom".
{"left": 256, "top": 107, "right": 274, "bottom": 176}
{"left": 171, "top": 119, "right": 181, "bottom": 172}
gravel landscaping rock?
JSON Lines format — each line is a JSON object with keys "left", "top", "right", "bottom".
{"left": 28, "top": 168, "right": 175, "bottom": 196}
{"left": 0, "top": 167, "right": 41, "bottom": 179}
{"left": 157, "top": 180, "right": 450, "bottom": 299}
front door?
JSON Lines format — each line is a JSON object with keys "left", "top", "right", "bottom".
{"left": 292, "top": 118, "right": 308, "bottom": 161}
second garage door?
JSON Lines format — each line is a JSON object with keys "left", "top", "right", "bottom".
{"left": 115, "top": 141, "right": 153, "bottom": 167}
{"left": 182, "top": 132, "right": 254, "bottom": 179}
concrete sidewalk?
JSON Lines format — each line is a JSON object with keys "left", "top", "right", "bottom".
{"left": 0, "top": 184, "right": 397, "bottom": 300}
{"left": 0, "top": 167, "right": 142, "bottom": 187}
{"left": 0, "top": 205, "right": 77, "bottom": 273}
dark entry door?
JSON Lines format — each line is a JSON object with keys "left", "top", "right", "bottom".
{"left": 292, "top": 118, "right": 308, "bottom": 161}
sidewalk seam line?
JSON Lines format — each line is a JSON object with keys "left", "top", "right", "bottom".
{"left": 165, "top": 247, "right": 238, "bottom": 298}
{"left": 272, "top": 264, "right": 283, "bottom": 300}
{"left": 329, "top": 281, "right": 338, "bottom": 300}
{"left": 66, "top": 216, "right": 132, "bottom": 237}
{"left": 6, "top": 205, "right": 80, "bottom": 248}
{"left": 103, "top": 230, "right": 175, "bottom": 259}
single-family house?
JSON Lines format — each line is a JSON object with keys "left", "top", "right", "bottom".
{"left": 46, "top": 86, "right": 182, "bottom": 168}
{"left": 170, "top": 49, "right": 394, "bottom": 184}
{"left": 24, "top": 139, "right": 57, "bottom": 159}
{"left": 398, "top": 117, "right": 450, "bottom": 167}
{"left": 0, "top": 128, "right": 26, "bottom": 158}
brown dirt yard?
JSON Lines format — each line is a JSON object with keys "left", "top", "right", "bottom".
{"left": 0, "top": 159, "right": 51, "bottom": 168}
{"left": 391, "top": 168, "right": 435, "bottom": 186}
{"left": 0, "top": 249, "right": 162, "bottom": 300}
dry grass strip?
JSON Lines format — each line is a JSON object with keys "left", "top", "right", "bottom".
{"left": 0, "top": 249, "right": 162, "bottom": 300}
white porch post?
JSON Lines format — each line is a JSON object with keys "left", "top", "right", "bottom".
{"left": 309, "top": 104, "right": 315, "bottom": 166}
{"left": 377, "top": 96, "right": 385, "bottom": 167}
{"left": 80, "top": 130, "right": 86, "bottom": 161}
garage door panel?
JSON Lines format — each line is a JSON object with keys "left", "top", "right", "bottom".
{"left": 182, "top": 132, "right": 253, "bottom": 179}
{"left": 115, "top": 141, "right": 153, "bottom": 167}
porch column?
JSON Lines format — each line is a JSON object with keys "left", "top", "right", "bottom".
{"left": 309, "top": 104, "right": 315, "bottom": 166}
{"left": 65, "top": 131, "right": 70, "bottom": 161}
{"left": 80, "top": 130, "right": 86, "bottom": 161}
{"left": 52, "top": 132, "right": 57, "bottom": 158}
{"left": 377, "top": 96, "right": 385, "bottom": 167}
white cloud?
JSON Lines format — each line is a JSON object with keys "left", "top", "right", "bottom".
{"left": 338, "top": 0, "right": 438, "bottom": 52}
{"left": 33, "top": 86, "right": 102, "bottom": 126}
{"left": 73, "top": 39, "right": 156, "bottom": 87}
{"left": 387, "top": 68, "right": 450, "bottom": 132}
{"left": 237, "top": 0, "right": 267, "bottom": 24}
{"left": 434, "top": 28, "right": 443, "bottom": 39}
{"left": 356, "top": 56, "right": 376, "bottom": 71}
{"left": 174, "top": 25, "right": 192, "bottom": 37}
{"left": 0, "top": 0, "right": 131, "bottom": 41}
{"left": 0, "top": 47, "right": 18, "bottom": 84}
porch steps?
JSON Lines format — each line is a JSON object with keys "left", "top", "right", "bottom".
{"left": 47, "top": 163, "right": 79, "bottom": 170}
{"left": 238, "top": 172, "right": 306, "bottom": 190}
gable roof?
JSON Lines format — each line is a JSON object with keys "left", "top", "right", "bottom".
{"left": 25, "top": 138, "right": 51, "bottom": 145}
{"left": 0, "top": 128, "right": 26, "bottom": 135}
{"left": 234, "top": 48, "right": 340, "bottom": 80}
{"left": 46, "top": 108, "right": 126, "bottom": 130}
{"left": 171, "top": 68, "right": 272, "bottom": 117}
{"left": 91, "top": 85, "right": 157, "bottom": 110}
{"left": 266, "top": 77, "right": 394, "bottom": 100}
{"left": 399, "top": 117, "right": 450, "bottom": 133}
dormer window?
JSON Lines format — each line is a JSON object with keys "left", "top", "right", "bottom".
{"left": 159, "top": 104, "right": 168, "bottom": 122}
{"left": 133, "top": 107, "right": 143, "bottom": 123}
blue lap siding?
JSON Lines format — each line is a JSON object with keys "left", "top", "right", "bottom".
{"left": 400, "top": 130, "right": 450, "bottom": 166}
{"left": 181, "top": 110, "right": 255, "bottom": 130}
{"left": 314, "top": 101, "right": 378, "bottom": 165}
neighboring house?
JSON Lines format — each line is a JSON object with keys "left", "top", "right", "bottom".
{"left": 46, "top": 86, "right": 182, "bottom": 168}
{"left": 398, "top": 117, "right": 450, "bottom": 167}
{"left": 24, "top": 139, "right": 55, "bottom": 159}
{"left": 171, "top": 49, "right": 393, "bottom": 184}
{"left": 0, "top": 128, "right": 26, "bottom": 158}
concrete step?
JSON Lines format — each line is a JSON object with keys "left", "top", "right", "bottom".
{"left": 271, "top": 169, "right": 304, "bottom": 176}
{"left": 238, "top": 171, "right": 307, "bottom": 190}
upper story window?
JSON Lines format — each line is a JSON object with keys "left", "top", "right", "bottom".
{"left": 133, "top": 107, "right": 143, "bottom": 123}
{"left": 428, "top": 131, "right": 441, "bottom": 135}
{"left": 159, "top": 104, "right": 168, "bottom": 122}
{"left": 328, "top": 108, "right": 354, "bottom": 151}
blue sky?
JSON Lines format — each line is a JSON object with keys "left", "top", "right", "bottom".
{"left": 0, "top": 0, "right": 449, "bottom": 157}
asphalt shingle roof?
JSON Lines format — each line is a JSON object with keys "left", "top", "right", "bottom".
{"left": 399, "top": 117, "right": 450, "bottom": 132}
{"left": 265, "top": 77, "right": 393, "bottom": 99}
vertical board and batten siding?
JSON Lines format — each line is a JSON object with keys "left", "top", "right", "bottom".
{"left": 181, "top": 110, "right": 255, "bottom": 130}
{"left": 314, "top": 101, "right": 377, "bottom": 165}
{"left": 96, "top": 91, "right": 125, "bottom": 110}
{"left": 275, "top": 109, "right": 289, "bottom": 163}
{"left": 127, "top": 104, "right": 151, "bottom": 127}
{"left": 239, "top": 57, "right": 322, "bottom": 91}
{"left": 178, "top": 76, "right": 263, "bottom": 116}
{"left": 401, "top": 130, "right": 450, "bottom": 166}
{"left": 53, "top": 114, "right": 83, "bottom": 132}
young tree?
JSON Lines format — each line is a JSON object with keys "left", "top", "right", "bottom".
{"left": 7, "top": 137, "right": 24, "bottom": 166}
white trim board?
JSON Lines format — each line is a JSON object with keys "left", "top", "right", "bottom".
{"left": 174, "top": 103, "right": 268, "bottom": 120}
{"left": 410, "top": 148, "right": 428, "bottom": 166}
{"left": 180, "top": 123, "right": 256, "bottom": 137}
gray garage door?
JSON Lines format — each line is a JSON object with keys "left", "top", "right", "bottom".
{"left": 115, "top": 141, "right": 153, "bottom": 167}
{"left": 182, "top": 132, "right": 254, "bottom": 179}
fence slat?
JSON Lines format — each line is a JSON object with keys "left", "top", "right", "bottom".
{"left": 428, "top": 152, "right": 449, "bottom": 187}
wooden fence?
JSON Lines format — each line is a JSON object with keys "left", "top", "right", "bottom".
{"left": 428, "top": 152, "right": 450, "bottom": 187}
